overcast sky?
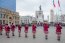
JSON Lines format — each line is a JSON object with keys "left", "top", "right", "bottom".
{"left": 16, "top": 0, "right": 65, "bottom": 19}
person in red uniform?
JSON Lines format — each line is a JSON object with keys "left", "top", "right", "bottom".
{"left": 55, "top": 23, "right": 62, "bottom": 41}
{"left": 0, "top": 24, "right": 3, "bottom": 35}
{"left": 5, "top": 24, "right": 10, "bottom": 38}
{"left": 18, "top": 24, "right": 22, "bottom": 37}
{"left": 32, "top": 23, "right": 36, "bottom": 38}
{"left": 43, "top": 22, "right": 49, "bottom": 40}
{"left": 24, "top": 24, "right": 29, "bottom": 38}
{"left": 11, "top": 23, "right": 15, "bottom": 36}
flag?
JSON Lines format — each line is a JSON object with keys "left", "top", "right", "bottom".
{"left": 53, "top": 0, "right": 56, "bottom": 7}
{"left": 58, "top": 0, "right": 60, "bottom": 7}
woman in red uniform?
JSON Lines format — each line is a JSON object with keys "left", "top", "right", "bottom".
{"left": 24, "top": 24, "right": 29, "bottom": 38}
{"left": 18, "top": 24, "right": 22, "bottom": 37}
{"left": 5, "top": 24, "right": 10, "bottom": 38}
{"left": 43, "top": 22, "right": 49, "bottom": 40}
{"left": 11, "top": 23, "right": 15, "bottom": 36}
{"left": 32, "top": 23, "right": 36, "bottom": 38}
{"left": 0, "top": 24, "right": 3, "bottom": 35}
{"left": 55, "top": 23, "right": 62, "bottom": 41}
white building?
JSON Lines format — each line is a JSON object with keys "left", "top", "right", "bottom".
{"left": 60, "top": 14, "right": 65, "bottom": 23}
{"left": 35, "top": 5, "right": 44, "bottom": 24}
{"left": 50, "top": 9, "right": 55, "bottom": 23}
{"left": 54, "top": 14, "right": 61, "bottom": 23}
{"left": 20, "top": 16, "right": 36, "bottom": 24}
{"left": 50, "top": 9, "right": 62, "bottom": 23}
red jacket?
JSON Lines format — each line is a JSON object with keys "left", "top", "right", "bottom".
{"left": 11, "top": 25, "right": 15, "bottom": 31}
{"left": 0, "top": 24, "right": 3, "bottom": 31}
{"left": 43, "top": 23, "right": 49, "bottom": 31}
{"left": 18, "top": 25, "right": 21, "bottom": 31}
{"left": 32, "top": 24, "right": 36, "bottom": 31}
{"left": 5, "top": 25, "right": 10, "bottom": 32}
{"left": 24, "top": 24, "right": 28, "bottom": 32}
{"left": 56, "top": 24, "right": 62, "bottom": 32}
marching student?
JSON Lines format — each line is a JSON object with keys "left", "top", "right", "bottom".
{"left": 24, "top": 24, "right": 29, "bottom": 38}
{"left": 32, "top": 23, "right": 36, "bottom": 39}
{"left": 18, "top": 24, "right": 22, "bottom": 37}
{"left": 5, "top": 24, "right": 10, "bottom": 38}
{"left": 0, "top": 24, "right": 3, "bottom": 35}
{"left": 43, "top": 21, "right": 49, "bottom": 40}
{"left": 55, "top": 23, "right": 62, "bottom": 41}
{"left": 11, "top": 23, "right": 15, "bottom": 36}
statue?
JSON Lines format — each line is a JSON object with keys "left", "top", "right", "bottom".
{"left": 39, "top": 5, "right": 41, "bottom": 11}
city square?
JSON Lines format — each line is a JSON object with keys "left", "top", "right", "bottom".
{"left": 0, "top": 0, "right": 65, "bottom": 43}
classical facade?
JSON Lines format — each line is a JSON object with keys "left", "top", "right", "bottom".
{"left": 0, "top": 7, "right": 20, "bottom": 25}
{"left": 20, "top": 16, "right": 36, "bottom": 24}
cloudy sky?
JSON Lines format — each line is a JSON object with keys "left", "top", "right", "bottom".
{"left": 16, "top": 0, "right": 65, "bottom": 19}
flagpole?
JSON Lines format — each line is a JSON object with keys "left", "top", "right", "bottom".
{"left": 60, "top": 6, "right": 62, "bottom": 23}
{"left": 58, "top": 0, "right": 62, "bottom": 23}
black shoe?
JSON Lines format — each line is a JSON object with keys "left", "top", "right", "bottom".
{"left": 25, "top": 35, "right": 27, "bottom": 38}
{"left": 12, "top": 34, "right": 15, "bottom": 36}
{"left": 45, "top": 37, "right": 48, "bottom": 40}
{"left": 45, "top": 35, "right": 48, "bottom": 40}
{"left": 6, "top": 33, "right": 7, "bottom": 36}
{"left": 0, "top": 33, "right": 2, "bottom": 35}
{"left": 7, "top": 37, "right": 10, "bottom": 38}
{"left": 57, "top": 39, "right": 60, "bottom": 41}
{"left": 33, "top": 35, "right": 36, "bottom": 39}
{"left": 19, "top": 35, "right": 21, "bottom": 37}
{"left": 33, "top": 37, "right": 36, "bottom": 39}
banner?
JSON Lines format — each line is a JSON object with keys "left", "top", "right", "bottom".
{"left": 53, "top": 0, "right": 56, "bottom": 7}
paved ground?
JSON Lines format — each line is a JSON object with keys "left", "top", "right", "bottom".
{"left": 0, "top": 26, "right": 65, "bottom": 43}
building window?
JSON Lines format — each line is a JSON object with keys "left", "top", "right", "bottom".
{"left": 39, "top": 12, "right": 41, "bottom": 14}
{"left": 6, "top": 20, "right": 8, "bottom": 24}
{"left": 3, "top": 20, "right": 5, "bottom": 24}
{"left": 18, "top": 21, "right": 19, "bottom": 24}
{"left": 6, "top": 15, "right": 8, "bottom": 19}
{"left": 0, "top": 14, "right": 2, "bottom": 18}
{"left": 2, "top": 14, "right": 5, "bottom": 18}
{"left": 37, "top": 15, "right": 38, "bottom": 18}
{"left": 18, "top": 17, "right": 19, "bottom": 19}
{"left": 9, "top": 22, "right": 11, "bottom": 24}
{"left": 13, "top": 16, "right": 15, "bottom": 19}
{"left": 15, "top": 16, "right": 16, "bottom": 19}
{"left": 0, "top": 20, "right": 2, "bottom": 24}
{"left": 9, "top": 17, "right": 12, "bottom": 19}
{"left": 15, "top": 21, "right": 17, "bottom": 24}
